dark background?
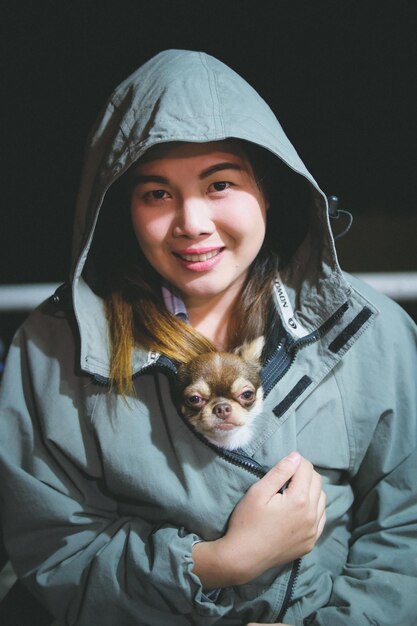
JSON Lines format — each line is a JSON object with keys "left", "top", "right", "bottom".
{"left": 1, "top": 0, "right": 417, "bottom": 349}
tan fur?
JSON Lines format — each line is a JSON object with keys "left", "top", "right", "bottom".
{"left": 177, "top": 337, "right": 264, "bottom": 450}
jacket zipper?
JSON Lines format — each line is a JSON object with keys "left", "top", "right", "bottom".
{"left": 214, "top": 443, "right": 301, "bottom": 623}
{"left": 262, "top": 301, "right": 349, "bottom": 397}
{"left": 276, "top": 557, "right": 302, "bottom": 623}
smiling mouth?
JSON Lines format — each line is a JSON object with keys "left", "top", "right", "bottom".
{"left": 175, "top": 248, "right": 224, "bottom": 262}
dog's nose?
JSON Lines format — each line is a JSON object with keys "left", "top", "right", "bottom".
{"left": 213, "top": 402, "right": 232, "bottom": 419}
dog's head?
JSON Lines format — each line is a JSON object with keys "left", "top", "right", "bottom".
{"left": 176, "top": 337, "right": 264, "bottom": 450}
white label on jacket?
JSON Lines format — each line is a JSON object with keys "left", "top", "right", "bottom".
{"left": 274, "top": 276, "right": 309, "bottom": 339}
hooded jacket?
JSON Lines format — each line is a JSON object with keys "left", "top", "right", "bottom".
{"left": 1, "top": 49, "right": 417, "bottom": 626}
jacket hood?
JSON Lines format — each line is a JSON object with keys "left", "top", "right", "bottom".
{"left": 70, "top": 49, "right": 353, "bottom": 377}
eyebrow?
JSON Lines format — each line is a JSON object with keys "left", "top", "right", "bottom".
{"left": 131, "top": 162, "right": 244, "bottom": 186}
{"left": 132, "top": 174, "right": 170, "bottom": 185}
{"left": 199, "top": 162, "right": 244, "bottom": 179}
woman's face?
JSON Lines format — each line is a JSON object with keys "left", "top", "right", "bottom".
{"left": 130, "top": 141, "right": 268, "bottom": 309}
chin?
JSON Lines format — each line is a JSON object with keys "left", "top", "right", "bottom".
{"left": 206, "top": 422, "right": 253, "bottom": 451}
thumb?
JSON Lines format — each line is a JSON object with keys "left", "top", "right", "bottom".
{"left": 255, "top": 451, "right": 301, "bottom": 501}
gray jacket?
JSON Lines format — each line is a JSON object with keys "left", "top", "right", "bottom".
{"left": 1, "top": 49, "right": 416, "bottom": 626}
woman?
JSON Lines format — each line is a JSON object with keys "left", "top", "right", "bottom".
{"left": 0, "top": 49, "right": 416, "bottom": 625}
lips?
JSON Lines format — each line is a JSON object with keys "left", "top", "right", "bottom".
{"left": 174, "top": 247, "right": 224, "bottom": 261}
{"left": 179, "top": 250, "right": 220, "bottom": 262}
{"left": 173, "top": 247, "right": 225, "bottom": 272}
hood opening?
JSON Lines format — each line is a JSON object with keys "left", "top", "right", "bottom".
{"left": 82, "top": 139, "right": 313, "bottom": 301}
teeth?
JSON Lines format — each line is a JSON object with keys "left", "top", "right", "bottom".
{"left": 180, "top": 250, "right": 220, "bottom": 262}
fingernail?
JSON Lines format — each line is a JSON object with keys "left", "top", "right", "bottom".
{"left": 286, "top": 451, "right": 301, "bottom": 464}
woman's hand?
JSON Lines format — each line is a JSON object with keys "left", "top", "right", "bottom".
{"left": 193, "top": 451, "right": 326, "bottom": 589}
{"left": 221, "top": 451, "right": 326, "bottom": 583}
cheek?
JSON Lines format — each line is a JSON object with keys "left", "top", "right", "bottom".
{"left": 226, "top": 193, "right": 266, "bottom": 226}
{"left": 131, "top": 208, "right": 172, "bottom": 250}
{"left": 219, "top": 202, "right": 266, "bottom": 244}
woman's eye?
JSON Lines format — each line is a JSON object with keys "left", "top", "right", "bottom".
{"left": 135, "top": 188, "right": 170, "bottom": 203}
{"left": 209, "top": 181, "right": 231, "bottom": 193}
{"left": 145, "top": 189, "right": 169, "bottom": 201}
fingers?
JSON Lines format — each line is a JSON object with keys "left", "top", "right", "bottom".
{"left": 285, "top": 457, "right": 323, "bottom": 504}
{"left": 241, "top": 453, "right": 326, "bottom": 565}
{"left": 276, "top": 455, "right": 326, "bottom": 547}
{"left": 286, "top": 456, "right": 315, "bottom": 491}
{"left": 252, "top": 452, "right": 301, "bottom": 501}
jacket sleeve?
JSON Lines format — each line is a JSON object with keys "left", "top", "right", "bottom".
{"left": 0, "top": 319, "right": 231, "bottom": 626}
{"left": 306, "top": 304, "right": 417, "bottom": 626}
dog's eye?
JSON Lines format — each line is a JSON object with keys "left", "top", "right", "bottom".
{"left": 240, "top": 390, "right": 254, "bottom": 400}
{"left": 186, "top": 395, "right": 205, "bottom": 407}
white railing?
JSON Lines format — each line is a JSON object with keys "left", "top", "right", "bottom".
{"left": 0, "top": 273, "right": 417, "bottom": 312}
{"left": 355, "top": 272, "right": 417, "bottom": 302}
{"left": 0, "top": 283, "right": 61, "bottom": 312}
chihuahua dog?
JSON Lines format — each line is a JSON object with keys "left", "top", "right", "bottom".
{"left": 176, "top": 337, "right": 264, "bottom": 450}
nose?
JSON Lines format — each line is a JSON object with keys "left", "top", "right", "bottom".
{"left": 172, "top": 197, "right": 214, "bottom": 238}
{"left": 213, "top": 402, "right": 232, "bottom": 420}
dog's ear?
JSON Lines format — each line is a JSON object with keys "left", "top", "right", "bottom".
{"left": 234, "top": 336, "right": 265, "bottom": 365}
